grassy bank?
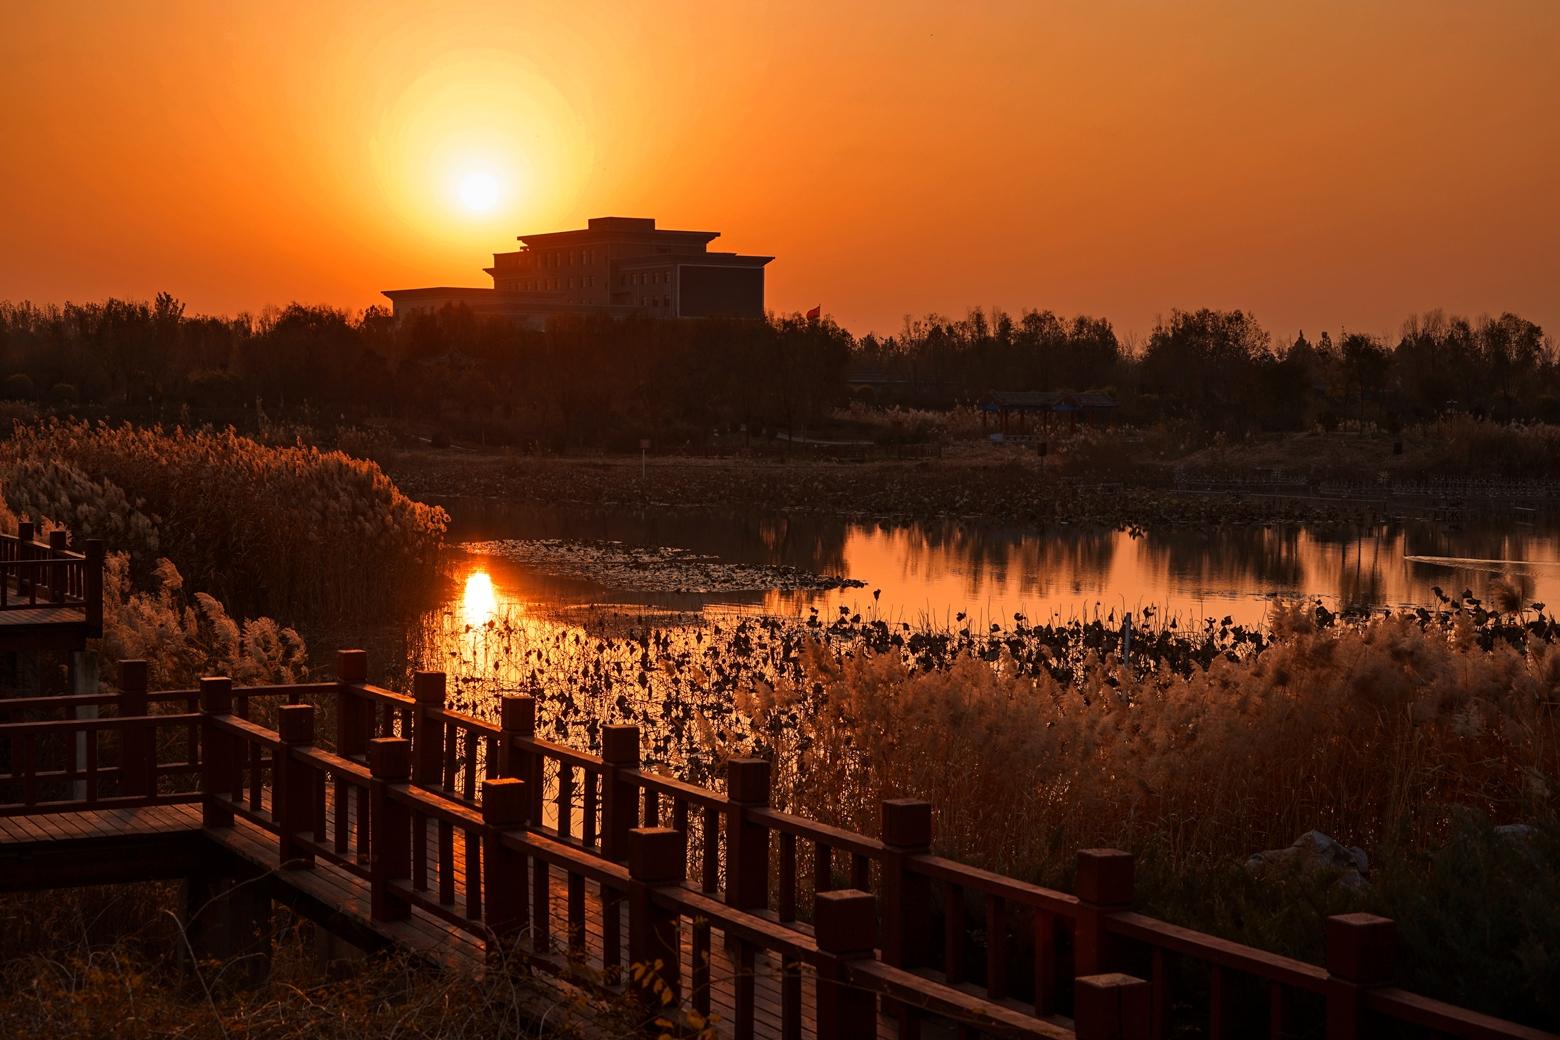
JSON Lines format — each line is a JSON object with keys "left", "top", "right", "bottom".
{"left": 380, "top": 417, "right": 1560, "bottom": 531}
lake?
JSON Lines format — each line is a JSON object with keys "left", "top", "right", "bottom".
{"left": 431, "top": 499, "right": 1560, "bottom": 631}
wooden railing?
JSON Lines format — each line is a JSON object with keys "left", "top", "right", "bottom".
{"left": 1, "top": 651, "right": 1554, "bottom": 1040}
{"left": 0, "top": 522, "right": 103, "bottom": 633}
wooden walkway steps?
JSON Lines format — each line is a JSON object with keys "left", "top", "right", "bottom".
{"left": 3, "top": 656, "right": 1555, "bottom": 1040}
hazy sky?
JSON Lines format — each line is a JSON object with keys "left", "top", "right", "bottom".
{"left": 2, "top": 1, "right": 1556, "bottom": 341}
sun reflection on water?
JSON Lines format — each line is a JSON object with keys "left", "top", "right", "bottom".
{"left": 461, "top": 570, "right": 498, "bottom": 626}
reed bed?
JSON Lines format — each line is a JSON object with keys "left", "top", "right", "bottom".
{"left": 0, "top": 419, "right": 447, "bottom": 623}
{"left": 416, "top": 598, "right": 1560, "bottom": 1025}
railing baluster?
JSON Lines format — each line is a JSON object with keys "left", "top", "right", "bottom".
{"left": 567, "top": 868, "right": 586, "bottom": 954}
{"left": 815, "top": 840, "right": 833, "bottom": 894}
{"left": 557, "top": 763, "right": 575, "bottom": 840}
{"left": 1036, "top": 907, "right": 1059, "bottom": 1016}
{"left": 943, "top": 880, "right": 964, "bottom": 984}
{"left": 733, "top": 938, "right": 755, "bottom": 1039}
{"left": 462, "top": 730, "right": 477, "bottom": 803}
{"left": 778, "top": 830, "right": 797, "bottom": 922}
{"left": 22, "top": 733, "right": 36, "bottom": 805}
{"left": 781, "top": 953, "right": 802, "bottom": 1040}
{"left": 1210, "top": 964, "right": 1227, "bottom": 1039}
{"left": 583, "top": 769, "right": 599, "bottom": 850}
{"left": 985, "top": 893, "right": 1006, "bottom": 1000}
{"left": 701, "top": 805, "right": 719, "bottom": 893}
{"left": 691, "top": 916, "right": 712, "bottom": 1016}
{"left": 333, "top": 775, "right": 348, "bottom": 855}
{"left": 442, "top": 720, "right": 457, "bottom": 791}
{"left": 851, "top": 851, "right": 870, "bottom": 891}
{"left": 1151, "top": 947, "right": 1168, "bottom": 1037}
{"left": 438, "top": 818, "right": 455, "bottom": 904}
{"left": 464, "top": 821, "right": 481, "bottom": 921}
{"left": 672, "top": 796, "right": 688, "bottom": 864}
{"left": 413, "top": 811, "right": 428, "bottom": 891}
{"left": 84, "top": 723, "right": 98, "bottom": 803}
{"left": 531, "top": 838, "right": 550, "bottom": 951}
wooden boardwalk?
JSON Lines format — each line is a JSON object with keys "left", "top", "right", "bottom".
{"left": 0, "top": 799, "right": 887, "bottom": 1039}
{"left": 0, "top": 525, "right": 103, "bottom": 654}
{"left": 2, "top": 658, "right": 1554, "bottom": 1040}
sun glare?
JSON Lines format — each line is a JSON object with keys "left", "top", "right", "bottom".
{"left": 454, "top": 169, "right": 502, "bottom": 215}
{"left": 369, "top": 50, "right": 590, "bottom": 238}
{"left": 461, "top": 570, "right": 497, "bottom": 626}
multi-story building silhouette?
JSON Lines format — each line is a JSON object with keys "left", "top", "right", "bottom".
{"left": 383, "top": 216, "right": 772, "bottom": 325}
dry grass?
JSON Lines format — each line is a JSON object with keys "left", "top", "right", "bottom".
{"left": 734, "top": 605, "right": 1558, "bottom": 882}
{"left": 0, "top": 419, "right": 447, "bottom": 623}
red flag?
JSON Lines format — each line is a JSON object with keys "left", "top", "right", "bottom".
{"left": 805, "top": 305, "right": 821, "bottom": 320}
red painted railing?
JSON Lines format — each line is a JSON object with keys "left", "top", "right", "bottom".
{"left": 0, "top": 522, "right": 103, "bottom": 634}
{"left": 0, "top": 651, "right": 1554, "bottom": 1040}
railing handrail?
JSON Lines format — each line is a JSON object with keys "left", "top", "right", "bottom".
{"left": 2, "top": 665, "right": 1555, "bottom": 1039}
{"left": 0, "top": 530, "right": 88, "bottom": 560}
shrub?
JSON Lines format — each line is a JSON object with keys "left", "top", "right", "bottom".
{"left": 0, "top": 420, "right": 447, "bottom": 623}
{"left": 2, "top": 374, "right": 33, "bottom": 401}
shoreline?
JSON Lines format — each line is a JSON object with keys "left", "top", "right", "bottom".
{"left": 380, "top": 448, "right": 1515, "bottom": 531}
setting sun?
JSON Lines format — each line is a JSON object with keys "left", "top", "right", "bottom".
{"left": 453, "top": 169, "right": 502, "bottom": 216}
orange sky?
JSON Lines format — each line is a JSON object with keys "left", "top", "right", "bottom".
{"left": 2, "top": 1, "right": 1557, "bottom": 340}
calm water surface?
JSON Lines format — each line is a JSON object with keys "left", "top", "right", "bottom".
{"left": 433, "top": 499, "right": 1560, "bottom": 631}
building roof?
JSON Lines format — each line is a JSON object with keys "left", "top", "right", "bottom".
{"left": 518, "top": 216, "right": 721, "bottom": 247}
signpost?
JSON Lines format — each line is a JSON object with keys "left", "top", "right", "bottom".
{"left": 640, "top": 438, "right": 650, "bottom": 483}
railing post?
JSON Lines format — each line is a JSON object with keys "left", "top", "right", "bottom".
{"left": 815, "top": 889, "right": 877, "bottom": 1040}
{"left": 1324, "top": 913, "right": 1394, "bottom": 1039}
{"left": 276, "top": 703, "right": 316, "bottom": 869}
{"left": 725, "top": 757, "right": 770, "bottom": 911}
{"left": 83, "top": 538, "right": 104, "bottom": 636}
{"left": 411, "top": 671, "right": 445, "bottom": 790}
{"left": 601, "top": 723, "right": 640, "bottom": 861}
{"left": 500, "top": 694, "right": 544, "bottom": 828}
{"left": 199, "top": 676, "right": 235, "bottom": 828}
{"left": 118, "top": 659, "right": 152, "bottom": 799}
{"left": 1075, "top": 973, "right": 1151, "bottom": 1040}
{"left": 600, "top": 724, "right": 639, "bottom": 986}
{"left": 881, "top": 799, "right": 933, "bottom": 965}
{"left": 481, "top": 776, "right": 530, "bottom": 949}
{"left": 628, "top": 827, "right": 683, "bottom": 1004}
{"left": 369, "top": 737, "right": 413, "bottom": 922}
{"left": 881, "top": 798, "right": 933, "bottom": 1032}
{"left": 47, "top": 530, "right": 67, "bottom": 603}
{"left": 335, "top": 649, "right": 370, "bottom": 760}
{"left": 1075, "top": 848, "right": 1134, "bottom": 976}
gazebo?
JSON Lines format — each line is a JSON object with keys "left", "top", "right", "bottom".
{"left": 979, "top": 390, "right": 1116, "bottom": 435}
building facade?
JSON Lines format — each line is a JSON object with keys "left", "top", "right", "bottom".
{"left": 383, "top": 216, "right": 772, "bottom": 325}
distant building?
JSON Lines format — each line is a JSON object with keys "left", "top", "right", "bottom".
{"left": 383, "top": 216, "right": 773, "bottom": 326}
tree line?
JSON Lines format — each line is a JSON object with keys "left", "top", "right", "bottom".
{"left": 0, "top": 295, "right": 1553, "bottom": 447}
